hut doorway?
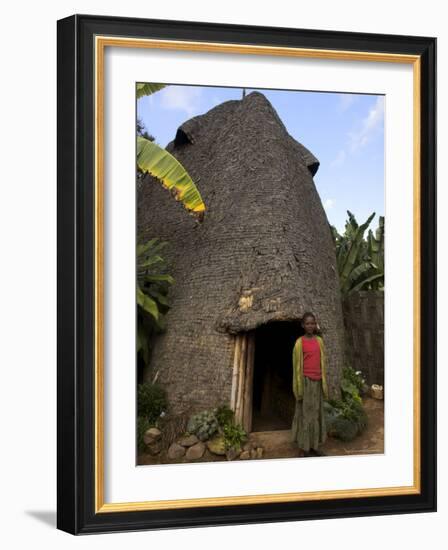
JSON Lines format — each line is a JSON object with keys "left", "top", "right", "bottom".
{"left": 231, "top": 321, "right": 303, "bottom": 433}
{"left": 252, "top": 321, "right": 303, "bottom": 431}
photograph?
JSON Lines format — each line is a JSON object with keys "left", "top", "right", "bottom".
{"left": 135, "top": 83, "right": 385, "bottom": 465}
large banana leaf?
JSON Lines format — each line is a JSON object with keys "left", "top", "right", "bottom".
{"left": 339, "top": 212, "right": 375, "bottom": 287}
{"left": 341, "top": 261, "right": 377, "bottom": 293}
{"left": 351, "top": 272, "right": 384, "bottom": 292}
{"left": 137, "top": 136, "right": 205, "bottom": 218}
{"left": 137, "top": 287, "right": 159, "bottom": 319}
{"left": 367, "top": 215, "right": 384, "bottom": 272}
{"left": 136, "top": 83, "right": 167, "bottom": 99}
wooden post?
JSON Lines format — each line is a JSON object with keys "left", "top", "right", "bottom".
{"left": 230, "top": 334, "right": 242, "bottom": 411}
{"left": 234, "top": 333, "right": 247, "bottom": 425}
{"left": 242, "top": 331, "right": 255, "bottom": 433}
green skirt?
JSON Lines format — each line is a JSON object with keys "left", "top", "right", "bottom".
{"left": 291, "top": 376, "right": 327, "bottom": 452}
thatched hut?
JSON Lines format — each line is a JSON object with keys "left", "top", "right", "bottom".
{"left": 138, "top": 91, "right": 345, "bottom": 433}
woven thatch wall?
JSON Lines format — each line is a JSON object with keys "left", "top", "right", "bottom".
{"left": 342, "top": 291, "right": 384, "bottom": 386}
{"left": 138, "top": 91, "right": 345, "bottom": 416}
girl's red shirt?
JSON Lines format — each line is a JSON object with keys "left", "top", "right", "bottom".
{"left": 302, "top": 336, "right": 322, "bottom": 380}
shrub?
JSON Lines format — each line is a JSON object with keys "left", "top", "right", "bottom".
{"left": 215, "top": 404, "right": 235, "bottom": 428}
{"left": 223, "top": 422, "right": 247, "bottom": 451}
{"left": 187, "top": 409, "right": 219, "bottom": 441}
{"left": 324, "top": 367, "right": 368, "bottom": 441}
{"left": 137, "top": 382, "right": 168, "bottom": 425}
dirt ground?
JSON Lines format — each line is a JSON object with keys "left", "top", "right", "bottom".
{"left": 137, "top": 396, "right": 384, "bottom": 466}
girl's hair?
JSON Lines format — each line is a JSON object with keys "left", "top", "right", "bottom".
{"left": 302, "top": 311, "right": 316, "bottom": 323}
{"left": 301, "top": 312, "right": 322, "bottom": 336}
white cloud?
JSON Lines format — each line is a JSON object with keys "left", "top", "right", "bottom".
{"left": 349, "top": 96, "right": 384, "bottom": 152}
{"left": 323, "top": 198, "right": 334, "bottom": 211}
{"left": 330, "top": 149, "right": 346, "bottom": 167}
{"left": 159, "top": 86, "right": 203, "bottom": 117}
{"left": 338, "top": 94, "right": 357, "bottom": 112}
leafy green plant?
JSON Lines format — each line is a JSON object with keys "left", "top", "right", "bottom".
{"left": 136, "top": 83, "right": 205, "bottom": 221}
{"left": 187, "top": 410, "right": 219, "bottom": 441}
{"left": 222, "top": 423, "right": 247, "bottom": 451}
{"left": 137, "top": 237, "right": 173, "bottom": 367}
{"left": 330, "top": 211, "right": 384, "bottom": 294}
{"left": 324, "top": 367, "right": 368, "bottom": 441}
{"left": 342, "top": 366, "right": 366, "bottom": 395}
{"left": 137, "top": 381, "right": 168, "bottom": 425}
{"left": 215, "top": 404, "right": 235, "bottom": 428}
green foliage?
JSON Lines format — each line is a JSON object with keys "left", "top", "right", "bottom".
{"left": 137, "top": 382, "right": 168, "bottom": 425}
{"left": 186, "top": 405, "right": 247, "bottom": 449}
{"left": 324, "top": 367, "right": 368, "bottom": 441}
{"left": 187, "top": 410, "right": 220, "bottom": 442}
{"left": 137, "top": 237, "right": 173, "bottom": 367}
{"left": 331, "top": 211, "right": 384, "bottom": 294}
{"left": 222, "top": 423, "right": 248, "bottom": 451}
{"left": 137, "top": 136, "right": 205, "bottom": 220}
{"left": 215, "top": 404, "right": 235, "bottom": 428}
{"left": 136, "top": 82, "right": 167, "bottom": 99}
{"left": 342, "top": 366, "right": 367, "bottom": 395}
{"left": 136, "top": 118, "right": 155, "bottom": 142}
{"left": 136, "top": 83, "right": 206, "bottom": 221}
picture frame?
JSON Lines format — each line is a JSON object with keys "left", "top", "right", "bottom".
{"left": 57, "top": 14, "right": 436, "bottom": 535}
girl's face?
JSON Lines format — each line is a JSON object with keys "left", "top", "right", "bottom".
{"left": 302, "top": 316, "right": 317, "bottom": 335}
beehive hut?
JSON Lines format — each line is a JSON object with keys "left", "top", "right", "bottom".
{"left": 138, "top": 91, "right": 345, "bottom": 433}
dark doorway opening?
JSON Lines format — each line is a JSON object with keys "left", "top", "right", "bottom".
{"left": 251, "top": 321, "right": 304, "bottom": 432}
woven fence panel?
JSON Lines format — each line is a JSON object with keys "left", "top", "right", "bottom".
{"left": 342, "top": 291, "right": 384, "bottom": 386}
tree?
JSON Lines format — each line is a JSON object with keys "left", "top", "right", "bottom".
{"left": 331, "top": 211, "right": 384, "bottom": 294}
{"left": 136, "top": 83, "right": 205, "bottom": 221}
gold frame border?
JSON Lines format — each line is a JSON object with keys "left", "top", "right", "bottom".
{"left": 94, "top": 36, "right": 421, "bottom": 513}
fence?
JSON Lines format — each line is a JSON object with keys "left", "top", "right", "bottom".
{"left": 342, "top": 290, "right": 384, "bottom": 386}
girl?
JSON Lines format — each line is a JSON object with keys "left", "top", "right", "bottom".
{"left": 291, "top": 312, "right": 329, "bottom": 457}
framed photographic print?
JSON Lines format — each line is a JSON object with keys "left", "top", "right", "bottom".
{"left": 57, "top": 14, "right": 436, "bottom": 534}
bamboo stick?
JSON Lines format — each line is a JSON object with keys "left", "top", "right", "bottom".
{"left": 230, "top": 334, "right": 242, "bottom": 411}
{"left": 235, "top": 333, "right": 247, "bottom": 424}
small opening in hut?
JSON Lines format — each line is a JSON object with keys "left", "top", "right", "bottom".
{"left": 251, "top": 321, "right": 303, "bottom": 432}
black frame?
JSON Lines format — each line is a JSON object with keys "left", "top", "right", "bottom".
{"left": 57, "top": 14, "right": 437, "bottom": 535}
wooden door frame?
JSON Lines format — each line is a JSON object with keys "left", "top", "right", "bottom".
{"left": 230, "top": 331, "right": 255, "bottom": 433}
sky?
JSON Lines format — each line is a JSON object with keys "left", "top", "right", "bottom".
{"left": 137, "top": 85, "right": 384, "bottom": 234}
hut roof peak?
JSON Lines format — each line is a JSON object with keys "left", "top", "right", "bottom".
{"left": 170, "top": 89, "right": 319, "bottom": 176}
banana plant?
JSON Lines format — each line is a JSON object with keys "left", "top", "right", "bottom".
{"left": 331, "top": 211, "right": 384, "bottom": 294}
{"left": 136, "top": 82, "right": 167, "bottom": 99}
{"left": 137, "top": 237, "right": 174, "bottom": 366}
{"left": 136, "top": 82, "right": 206, "bottom": 221}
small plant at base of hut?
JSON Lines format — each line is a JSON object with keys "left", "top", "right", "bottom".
{"left": 222, "top": 423, "right": 247, "bottom": 451}
{"left": 215, "top": 404, "right": 235, "bottom": 428}
{"left": 342, "top": 366, "right": 367, "bottom": 396}
{"left": 187, "top": 410, "right": 219, "bottom": 442}
{"left": 137, "top": 381, "right": 168, "bottom": 426}
{"left": 324, "top": 367, "right": 368, "bottom": 441}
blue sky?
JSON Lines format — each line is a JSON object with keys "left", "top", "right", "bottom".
{"left": 137, "top": 85, "right": 384, "bottom": 234}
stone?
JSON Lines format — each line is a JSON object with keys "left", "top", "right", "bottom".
{"left": 167, "top": 442, "right": 186, "bottom": 459}
{"left": 256, "top": 447, "right": 264, "bottom": 459}
{"left": 371, "top": 384, "right": 384, "bottom": 400}
{"left": 143, "top": 427, "right": 161, "bottom": 445}
{"left": 225, "top": 446, "right": 242, "bottom": 461}
{"left": 240, "top": 450, "right": 251, "bottom": 460}
{"left": 250, "top": 449, "right": 258, "bottom": 459}
{"left": 178, "top": 434, "right": 199, "bottom": 447}
{"left": 206, "top": 435, "right": 226, "bottom": 456}
{"left": 186, "top": 441, "right": 205, "bottom": 460}
{"left": 146, "top": 441, "right": 162, "bottom": 456}
{"left": 242, "top": 442, "right": 253, "bottom": 452}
